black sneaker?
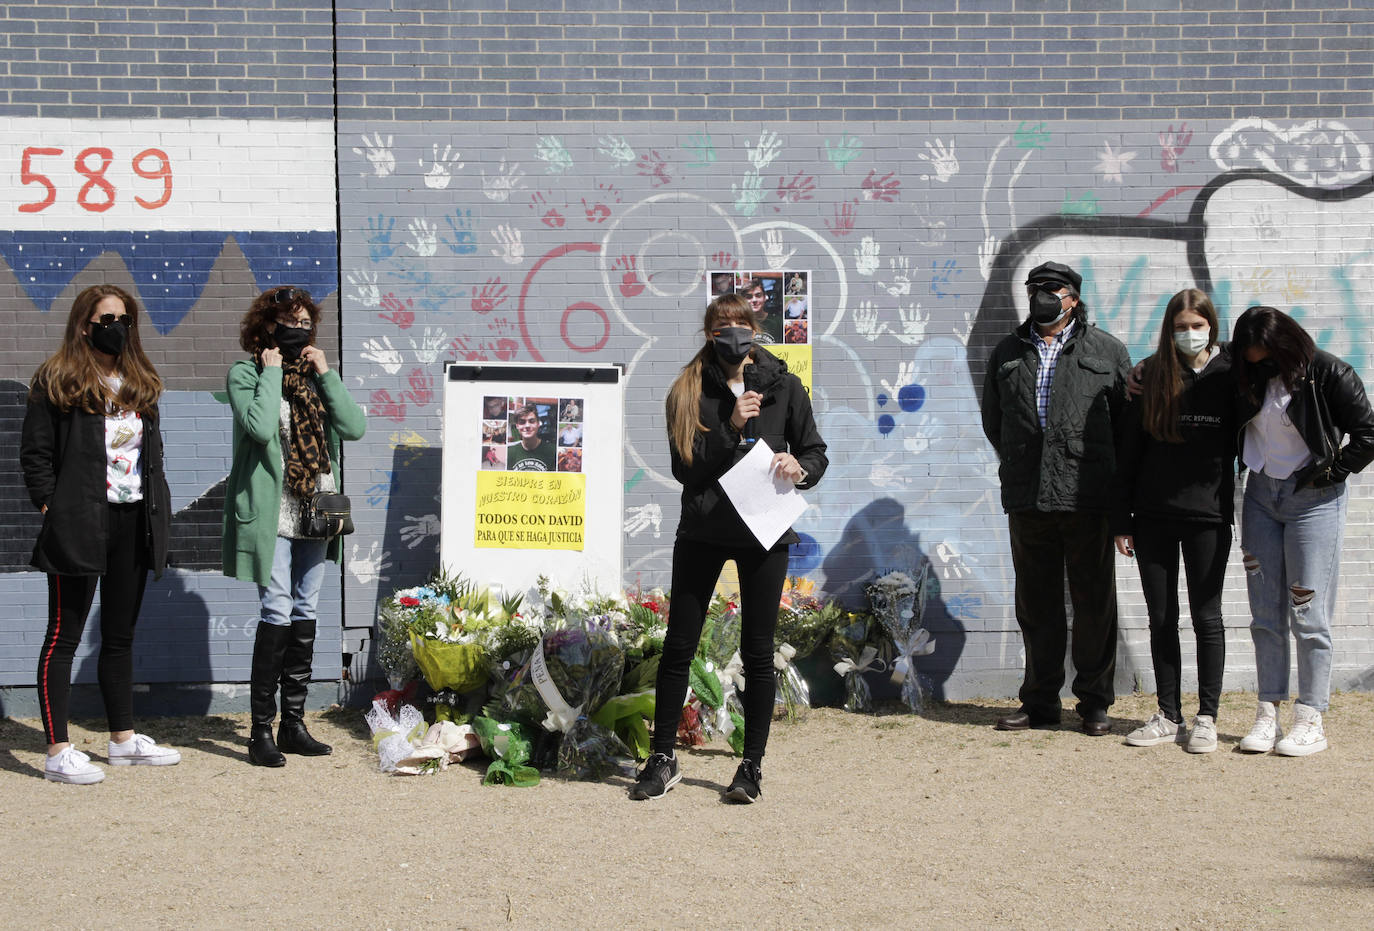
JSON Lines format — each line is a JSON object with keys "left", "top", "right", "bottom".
{"left": 724, "top": 758, "right": 762, "bottom": 803}
{"left": 629, "top": 752, "right": 680, "bottom": 801}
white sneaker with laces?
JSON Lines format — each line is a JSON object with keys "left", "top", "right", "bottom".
{"left": 1124, "top": 711, "right": 1182, "bottom": 747}
{"left": 1185, "top": 714, "right": 1218, "bottom": 754}
{"left": 1275, "top": 704, "right": 1327, "bottom": 757}
{"left": 45, "top": 746, "right": 105, "bottom": 784}
{"left": 108, "top": 733, "right": 181, "bottom": 767}
{"left": 1239, "top": 701, "right": 1282, "bottom": 753}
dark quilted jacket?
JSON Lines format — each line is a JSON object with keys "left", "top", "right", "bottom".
{"left": 980, "top": 314, "right": 1131, "bottom": 514}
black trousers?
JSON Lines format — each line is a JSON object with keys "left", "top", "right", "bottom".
{"left": 1131, "top": 515, "right": 1229, "bottom": 722}
{"left": 1007, "top": 510, "right": 1118, "bottom": 719}
{"left": 37, "top": 502, "right": 149, "bottom": 745}
{"left": 652, "top": 538, "right": 789, "bottom": 763}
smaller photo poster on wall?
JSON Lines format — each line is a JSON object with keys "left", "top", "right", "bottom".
{"left": 709, "top": 269, "right": 813, "bottom": 393}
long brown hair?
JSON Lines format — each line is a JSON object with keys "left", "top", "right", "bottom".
{"left": 30, "top": 284, "right": 163, "bottom": 414}
{"left": 665, "top": 293, "right": 759, "bottom": 465}
{"left": 1140, "top": 288, "right": 1218, "bottom": 443}
{"left": 239, "top": 285, "right": 320, "bottom": 357}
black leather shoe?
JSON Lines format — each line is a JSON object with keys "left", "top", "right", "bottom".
{"left": 248, "top": 724, "right": 286, "bottom": 767}
{"left": 277, "top": 720, "right": 332, "bottom": 756}
{"left": 1080, "top": 708, "right": 1111, "bottom": 737}
{"left": 995, "top": 710, "right": 1060, "bottom": 730}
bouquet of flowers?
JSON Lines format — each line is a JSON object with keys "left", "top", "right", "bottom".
{"left": 471, "top": 716, "right": 540, "bottom": 787}
{"left": 772, "top": 577, "right": 838, "bottom": 723}
{"left": 363, "top": 696, "right": 428, "bottom": 773}
{"left": 867, "top": 565, "right": 937, "bottom": 713}
{"left": 828, "top": 612, "right": 887, "bottom": 714}
{"left": 495, "top": 625, "right": 630, "bottom": 779}
{"left": 376, "top": 568, "right": 529, "bottom": 696}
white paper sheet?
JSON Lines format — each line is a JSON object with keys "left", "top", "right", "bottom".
{"left": 718, "top": 440, "right": 808, "bottom": 550}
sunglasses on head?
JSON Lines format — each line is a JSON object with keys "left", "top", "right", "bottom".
{"left": 270, "top": 287, "right": 310, "bottom": 306}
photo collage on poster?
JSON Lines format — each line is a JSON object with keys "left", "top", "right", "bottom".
{"left": 480, "top": 395, "right": 584, "bottom": 473}
{"left": 708, "top": 269, "right": 811, "bottom": 346}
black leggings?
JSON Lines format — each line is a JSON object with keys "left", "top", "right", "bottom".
{"left": 37, "top": 503, "right": 150, "bottom": 745}
{"left": 652, "top": 538, "right": 790, "bottom": 763}
{"left": 1132, "top": 515, "right": 1229, "bottom": 722}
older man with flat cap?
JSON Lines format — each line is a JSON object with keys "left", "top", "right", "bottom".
{"left": 980, "top": 261, "right": 1132, "bottom": 736}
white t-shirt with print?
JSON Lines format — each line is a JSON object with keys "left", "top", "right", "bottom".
{"left": 101, "top": 376, "right": 144, "bottom": 503}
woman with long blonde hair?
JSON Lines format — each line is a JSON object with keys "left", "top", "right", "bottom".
{"left": 631, "top": 293, "right": 827, "bottom": 803}
{"left": 21, "top": 284, "right": 179, "bottom": 784}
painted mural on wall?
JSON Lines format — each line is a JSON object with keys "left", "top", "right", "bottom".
{"left": 0, "top": 119, "right": 340, "bottom": 687}
{"left": 0, "top": 119, "right": 339, "bottom": 573}
{"left": 339, "top": 118, "right": 1374, "bottom": 696}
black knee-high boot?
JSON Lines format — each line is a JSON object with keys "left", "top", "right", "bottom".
{"left": 277, "top": 618, "right": 332, "bottom": 756}
{"left": 249, "top": 622, "right": 291, "bottom": 767}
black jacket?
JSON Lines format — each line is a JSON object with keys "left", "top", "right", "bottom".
{"left": 1112, "top": 347, "right": 1239, "bottom": 534}
{"left": 981, "top": 314, "right": 1131, "bottom": 513}
{"left": 1239, "top": 348, "right": 1374, "bottom": 489}
{"left": 670, "top": 347, "right": 828, "bottom": 549}
{"left": 20, "top": 392, "right": 172, "bottom": 578}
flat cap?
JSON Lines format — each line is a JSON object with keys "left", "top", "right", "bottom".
{"left": 1025, "top": 261, "right": 1082, "bottom": 294}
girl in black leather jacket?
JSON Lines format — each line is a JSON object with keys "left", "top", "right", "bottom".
{"left": 1230, "top": 305, "right": 1374, "bottom": 758}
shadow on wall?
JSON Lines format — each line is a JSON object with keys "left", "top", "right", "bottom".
{"left": 341, "top": 442, "right": 443, "bottom": 705}
{"left": 70, "top": 570, "right": 214, "bottom": 716}
{"left": 819, "top": 497, "right": 967, "bottom": 703}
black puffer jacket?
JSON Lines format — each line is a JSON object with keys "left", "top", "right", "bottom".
{"left": 981, "top": 314, "right": 1131, "bottom": 514}
{"left": 670, "top": 347, "right": 828, "bottom": 549}
{"left": 1239, "top": 348, "right": 1374, "bottom": 489}
{"left": 20, "top": 393, "right": 172, "bottom": 578}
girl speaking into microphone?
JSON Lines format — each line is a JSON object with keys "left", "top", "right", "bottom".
{"left": 631, "top": 293, "right": 827, "bottom": 803}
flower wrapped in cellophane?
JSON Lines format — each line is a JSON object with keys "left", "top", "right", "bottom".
{"left": 363, "top": 697, "right": 428, "bottom": 773}
{"left": 684, "top": 600, "right": 745, "bottom": 755}
{"left": 377, "top": 568, "right": 529, "bottom": 695}
{"left": 867, "top": 564, "right": 938, "bottom": 713}
{"left": 828, "top": 613, "right": 887, "bottom": 713}
{"left": 494, "top": 625, "right": 630, "bottom": 779}
{"left": 772, "top": 577, "right": 838, "bottom": 723}
{"left": 471, "top": 716, "right": 540, "bottom": 787}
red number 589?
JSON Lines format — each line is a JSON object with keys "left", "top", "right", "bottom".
{"left": 18, "top": 146, "right": 173, "bottom": 213}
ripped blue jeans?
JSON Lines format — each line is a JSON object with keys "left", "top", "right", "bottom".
{"left": 1240, "top": 471, "right": 1347, "bottom": 712}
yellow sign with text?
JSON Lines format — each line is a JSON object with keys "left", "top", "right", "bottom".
{"left": 768, "top": 344, "right": 813, "bottom": 395}
{"left": 474, "top": 472, "right": 586, "bottom": 550}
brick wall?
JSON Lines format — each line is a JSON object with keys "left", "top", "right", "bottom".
{"left": 2, "top": 0, "right": 1373, "bottom": 709}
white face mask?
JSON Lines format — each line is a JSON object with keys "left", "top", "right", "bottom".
{"left": 1173, "top": 329, "right": 1211, "bottom": 358}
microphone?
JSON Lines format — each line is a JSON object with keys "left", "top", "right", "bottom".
{"left": 742, "top": 364, "right": 762, "bottom": 444}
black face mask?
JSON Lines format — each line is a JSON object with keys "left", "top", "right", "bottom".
{"left": 1251, "top": 358, "right": 1281, "bottom": 383}
{"left": 711, "top": 326, "right": 755, "bottom": 365}
{"left": 1029, "top": 287, "right": 1073, "bottom": 326}
{"left": 88, "top": 320, "right": 128, "bottom": 357}
{"left": 273, "top": 326, "right": 312, "bottom": 361}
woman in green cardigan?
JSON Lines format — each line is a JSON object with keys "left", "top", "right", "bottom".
{"left": 223, "top": 287, "right": 367, "bottom": 767}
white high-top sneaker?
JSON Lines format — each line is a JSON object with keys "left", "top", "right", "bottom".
{"left": 1275, "top": 703, "right": 1328, "bottom": 757}
{"left": 1238, "top": 701, "right": 1282, "bottom": 753}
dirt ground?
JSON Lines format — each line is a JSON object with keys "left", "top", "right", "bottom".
{"left": 3, "top": 689, "right": 1373, "bottom": 930}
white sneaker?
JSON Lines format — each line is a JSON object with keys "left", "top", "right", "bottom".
{"left": 1185, "top": 714, "right": 1218, "bottom": 754}
{"left": 108, "top": 733, "right": 182, "bottom": 767}
{"left": 1239, "top": 701, "right": 1282, "bottom": 753}
{"left": 1124, "top": 711, "right": 1182, "bottom": 747}
{"left": 1275, "top": 704, "right": 1328, "bottom": 757}
{"left": 44, "top": 746, "right": 105, "bottom": 785}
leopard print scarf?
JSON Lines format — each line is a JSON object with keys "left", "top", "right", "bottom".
{"left": 281, "top": 356, "right": 330, "bottom": 498}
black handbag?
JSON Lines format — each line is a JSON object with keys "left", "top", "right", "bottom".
{"left": 303, "top": 492, "right": 354, "bottom": 538}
